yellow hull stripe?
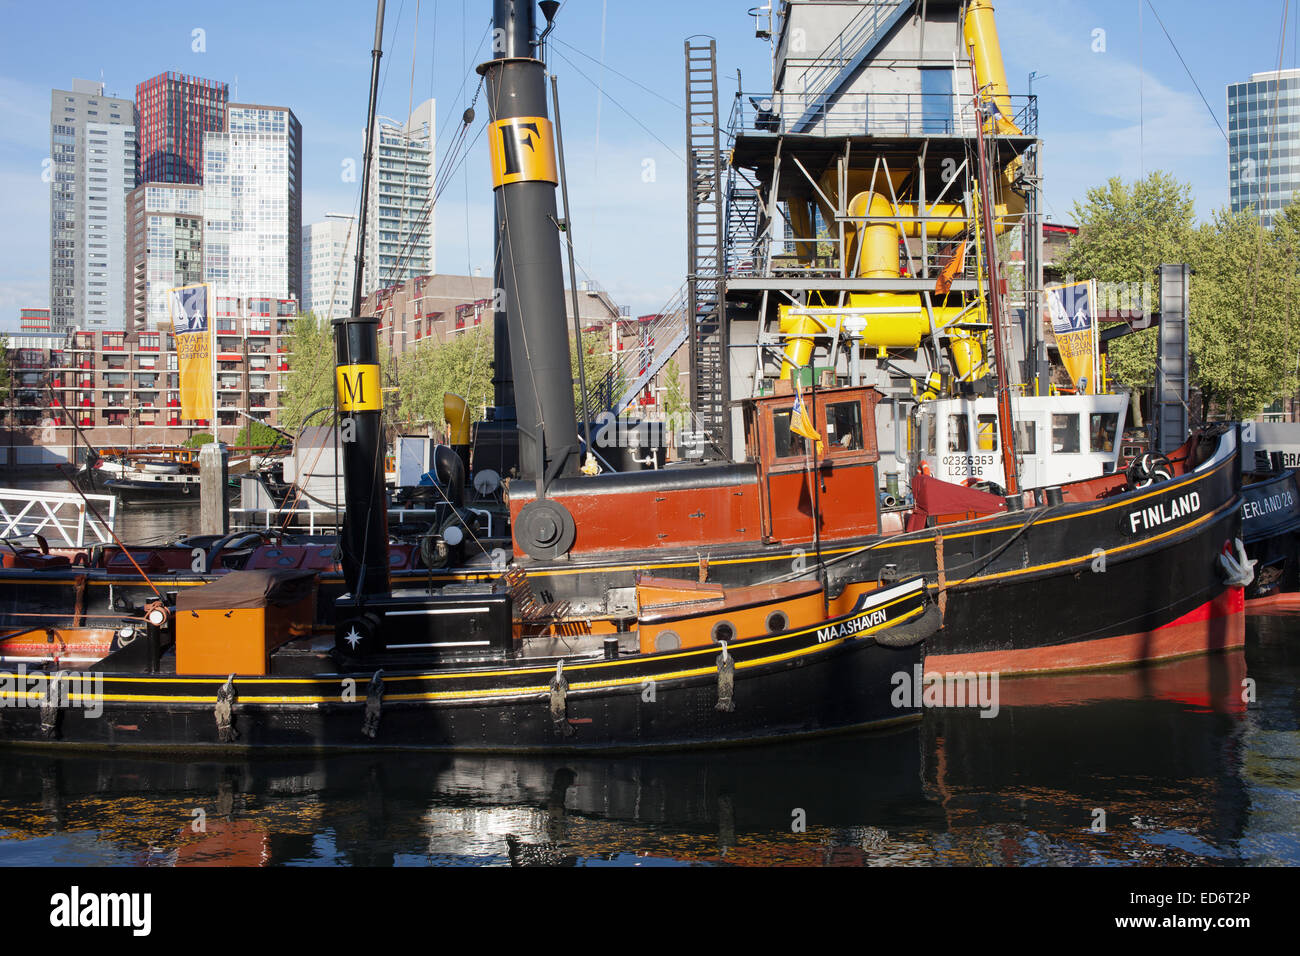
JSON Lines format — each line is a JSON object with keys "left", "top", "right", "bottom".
{"left": 0, "top": 602, "right": 923, "bottom": 707}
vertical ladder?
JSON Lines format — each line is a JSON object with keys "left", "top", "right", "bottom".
{"left": 1156, "top": 264, "right": 1190, "bottom": 454}
{"left": 685, "top": 39, "right": 729, "bottom": 457}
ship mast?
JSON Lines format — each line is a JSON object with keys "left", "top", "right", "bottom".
{"left": 351, "top": 0, "right": 385, "bottom": 319}
{"left": 334, "top": 0, "right": 391, "bottom": 601}
{"left": 970, "top": 58, "right": 1021, "bottom": 498}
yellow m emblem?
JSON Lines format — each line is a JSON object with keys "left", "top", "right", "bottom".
{"left": 336, "top": 364, "right": 383, "bottom": 412}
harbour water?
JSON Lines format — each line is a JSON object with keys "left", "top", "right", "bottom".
{"left": 19, "top": 476, "right": 220, "bottom": 546}
{"left": 0, "top": 612, "right": 1294, "bottom": 866}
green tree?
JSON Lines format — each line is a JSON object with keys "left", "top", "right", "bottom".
{"left": 661, "top": 357, "right": 688, "bottom": 421}
{"left": 571, "top": 328, "right": 620, "bottom": 415}
{"left": 1057, "top": 175, "right": 1300, "bottom": 418}
{"left": 1191, "top": 204, "right": 1300, "bottom": 419}
{"left": 280, "top": 313, "right": 336, "bottom": 431}
{"left": 235, "top": 419, "right": 288, "bottom": 449}
{"left": 395, "top": 324, "right": 495, "bottom": 429}
{"left": 183, "top": 432, "right": 215, "bottom": 449}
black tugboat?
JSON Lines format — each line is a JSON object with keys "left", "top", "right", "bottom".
{"left": 0, "top": 2, "right": 1252, "bottom": 754}
{"left": 0, "top": 0, "right": 934, "bottom": 752}
{"left": 1239, "top": 466, "right": 1300, "bottom": 599}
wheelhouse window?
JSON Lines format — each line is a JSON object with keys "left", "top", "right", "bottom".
{"left": 976, "top": 414, "right": 998, "bottom": 451}
{"left": 1015, "top": 420, "right": 1037, "bottom": 455}
{"left": 1052, "top": 414, "right": 1080, "bottom": 453}
{"left": 948, "top": 414, "right": 969, "bottom": 452}
{"left": 1089, "top": 413, "right": 1119, "bottom": 453}
{"left": 825, "top": 401, "right": 863, "bottom": 452}
{"left": 772, "top": 409, "right": 808, "bottom": 458}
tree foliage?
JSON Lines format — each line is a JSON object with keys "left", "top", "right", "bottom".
{"left": 1058, "top": 172, "right": 1195, "bottom": 391}
{"left": 235, "top": 420, "right": 288, "bottom": 449}
{"left": 284, "top": 313, "right": 634, "bottom": 440}
{"left": 571, "top": 329, "right": 621, "bottom": 414}
{"left": 280, "top": 313, "right": 336, "bottom": 432}
{"left": 1188, "top": 207, "right": 1300, "bottom": 419}
{"left": 662, "top": 357, "right": 689, "bottom": 422}
{"left": 1059, "top": 171, "right": 1300, "bottom": 419}
{"left": 394, "top": 324, "right": 495, "bottom": 428}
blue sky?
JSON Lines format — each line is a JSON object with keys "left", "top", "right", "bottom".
{"left": 0, "top": 0, "right": 1295, "bottom": 329}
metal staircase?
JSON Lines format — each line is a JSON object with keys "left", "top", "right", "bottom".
{"left": 725, "top": 172, "right": 765, "bottom": 276}
{"left": 685, "top": 38, "right": 729, "bottom": 457}
{"left": 576, "top": 286, "right": 689, "bottom": 423}
{"left": 790, "top": 0, "right": 914, "bottom": 133}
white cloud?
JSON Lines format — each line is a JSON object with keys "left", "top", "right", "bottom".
{"left": 995, "top": 1, "right": 1228, "bottom": 222}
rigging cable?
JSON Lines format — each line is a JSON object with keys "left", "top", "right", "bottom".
{"left": 1142, "top": 0, "right": 1228, "bottom": 144}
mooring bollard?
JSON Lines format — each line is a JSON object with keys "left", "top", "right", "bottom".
{"left": 199, "top": 442, "right": 229, "bottom": 536}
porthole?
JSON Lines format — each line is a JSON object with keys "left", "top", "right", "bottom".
{"left": 766, "top": 611, "right": 788, "bottom": 633}
{"left": 711, "top": 620, "right": 736, "bottom": 644}
{"left": 654, "top": 630, "right": 681, "bottom": 652}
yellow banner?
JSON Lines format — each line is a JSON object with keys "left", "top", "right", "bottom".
{"left": 336, "top": 364, "right": 383, "bottom": 412}
{"left": 1046, "top": 280, "right": 1099, "bottom": 394}
{"left": 169, "top": 284, "right": 213, "bottom": 422}
{"left": 177, "top": 333, "right": 213, "bottom": 421}
{"left": 488, "top": 116, "right": 558, "bottom": 188}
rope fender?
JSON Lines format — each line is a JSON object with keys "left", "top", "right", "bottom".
{"left": 214, "top": 674, "right": 238, "bottom": 743}
{"left": 362, "top": 669, "right": 385, "bottom": 739}
{"left": 716, "top": 641, "right": 735, "bottom": 713}
{"left": 549, "top": 660, "right": 575, "bottom": 737}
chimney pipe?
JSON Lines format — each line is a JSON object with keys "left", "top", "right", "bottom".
{"left": 479, "top": 0, "right": 580, "bottom": 489}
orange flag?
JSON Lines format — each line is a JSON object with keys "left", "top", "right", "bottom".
{"left": 791, "top": 386, "right": 824, "bottom": 454}
{"left": 934, "top": 241, "right": 968, "bottom": 296}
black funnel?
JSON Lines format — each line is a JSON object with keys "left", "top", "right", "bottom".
{"left": 478, "top": 0, "right": 580, "bottom": 486}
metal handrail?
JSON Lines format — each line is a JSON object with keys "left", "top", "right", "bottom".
{"left": 795, "top": 2, "right": 894, "bottom": 103}
{"left": 0, "top": 486, "right": 116, "bottom": 547}
{"left": 731, "top": 90, "right": 1038, "bottom": 138}
{"left": 230, "top": 505, "right": 445, "bottom": 535}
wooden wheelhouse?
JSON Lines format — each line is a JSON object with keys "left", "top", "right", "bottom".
{"left": 508, "top": 384, "right": 884, "bottom": 558}
{"left": 744, "top": 385, "right": 883, "bottom": 543}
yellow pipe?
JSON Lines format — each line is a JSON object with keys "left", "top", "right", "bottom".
{"left": 777, "top": 313, "right": 825, "bottom": 380}
{"left": 964, "top": 0, "right": 1022, "bottom": 136}
{"left": 787, "top": 200, "right": 818, "bottom": 265}
{"left": 777, "top": 298, "right": 987, "bottom": 381}
{"left": 778, "top": 187, "right": 995, "bottom": 382}
{"left": 443, "top": 393, "right": 471, "bottom": 445}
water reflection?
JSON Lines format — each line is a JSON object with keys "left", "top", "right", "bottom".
{"left": 17, "top": 476, "right": 203, "bottom": 546}
{"left": 0, "top": 620, "right": 1295, "bottom": 867}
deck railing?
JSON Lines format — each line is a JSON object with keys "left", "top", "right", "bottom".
{"left": 0, "top": 487, "right": 116, "bottom": 547}
{"left": 730, "top": 91, "right": 1038, "bottom": 138}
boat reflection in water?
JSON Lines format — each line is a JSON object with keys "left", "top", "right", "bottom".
{"left": 1, "top": 640, "right": 1288, "bottom": 866}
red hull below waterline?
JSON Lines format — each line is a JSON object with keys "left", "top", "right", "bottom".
{"left": 925, "top": 588, "right": 1246, "bottom": 676}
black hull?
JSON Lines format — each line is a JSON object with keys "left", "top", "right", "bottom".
{"left": 0, "top": 581, "right": 931, "bottom": 753}
{"left": 1241, "top": 470, "right": 1300, "bottom": 597}
{"left": 0, "top": 431, "right": 1245, "bottom": 674}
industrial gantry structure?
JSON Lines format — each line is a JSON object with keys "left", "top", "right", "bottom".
{"left": 683, "top": 0, "right": 1046, "bottom": 483}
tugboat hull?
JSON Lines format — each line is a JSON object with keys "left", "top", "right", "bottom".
{"left": 1240, "top": 469, "right": 1300, "bottom": 599}
{"left": 0, "top": 432, "right": 1246, "bottom": 675}
{"left": 0, "top": 578, "right": 933, "bottom": 753}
